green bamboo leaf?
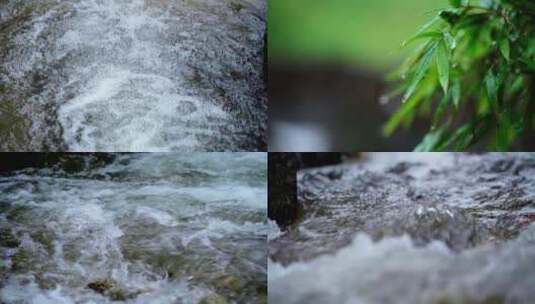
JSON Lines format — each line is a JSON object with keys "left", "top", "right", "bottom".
{"left": 383, "top": 96, "right": 421, "bottom": 136}
{"left": 403, "top": 43, "right": 438, "bottom": 102}
{"left": 401, "top": 31, "right": 443, "bottom": 48}
{"left": 436, "top": 40, "right": 450, "bottom": 94}
{"left": 444, "top": 32, "right": 456, "bottom": 50}
{"left": 499, "top": 37, "right": 510, "bottom": 62}
{"left": 414, "top": 15, "right": 441, "bottom": 36}
{"left": 414, "top": 128, "right": 444, "bottom": 152}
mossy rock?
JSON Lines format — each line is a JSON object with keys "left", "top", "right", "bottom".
{"left": 146, "top": 253, "right": 187, "bottom": 279}
{"left": 229, "top": 2, "right": 245, "bottom": 13}
{"left": 6, "top": 205, "right": 33, "bottom": 223}
{"left": 198, "top": 294, "right": 228, "bottom": 304}
{"left": 0, "top": 227, "right": 20, "bottom": 248}
{"left": 35, "top": 273, "right": 58, "bottom": 290}
{"left": 87, "top": 278, "right": 129, "bottom": 301}
{"left": 31, "top": 230, "right": 55, "bottom": 255}
{"left": 215, "top": 275, "right": 243, "bottom": 292}
{"left": 11, "top": 249, "right": 31, "bottom": 273}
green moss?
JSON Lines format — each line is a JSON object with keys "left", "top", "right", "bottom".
{"left": 6, "top": 205, "right": 32, "bottom": 223}
{"left": 11, "top": 249, "right": 31, "bottom": 273}
{"left": 147, "top": 253, "right": 187, "bottom": 279}
{"left": 0, "top": 227, "right": 20, "bottom": 248}
{"left": 215, "top": 275, "right": 243, "bottom": 292}
{"left": 35, "top": 273, "right": 58, "bottom": 290}
{"left": 31, "top": 230, "right": 55, "bottom": 255}
{"left": 229, "top": 2, "right": 245, "bottom": 13}
{"left": 198, "top": 294, "right": 229, "bottom": 304}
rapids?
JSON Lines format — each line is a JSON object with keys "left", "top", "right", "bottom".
{"left": 0, "top": 0, "right": 267, "bottom": 151}
{"left": 0, "top": 153, "right": 267, "bottom": 303}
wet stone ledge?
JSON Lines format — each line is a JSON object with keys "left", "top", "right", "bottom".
{"left": 270, "top": 153, "right": 535, "bottom": 264}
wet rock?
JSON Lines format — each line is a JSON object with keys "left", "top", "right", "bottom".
{"left": 31, "top": 230, "right": 54, "bottom": 255}
{"left": 148, "top": 253, "right": 186, "bottom": 279}
{"left": 6, "top": 205, "right": 33, "bottom": 223}
{"left": 215, "top": 275, "right": 243, "bottom": 291}
{"left": 0, "top": 227, "right": 20, "bottom": 248}
{"left": 198, "top": 293, "right": 228, "bottom": 304}
{"left": 372, "top": 204, "right": 480, "bottom": 251}
{"left": 35, "top": 273, "right": 58, "bottom": 290}
{"left": 270, "top": 153, "right": 535, "bottom": 264}
{"left": 11, "top": 249, "right": 30, "bottom": 273}
{"left": 87, "top": 278, "right": 127, "bottom": 301}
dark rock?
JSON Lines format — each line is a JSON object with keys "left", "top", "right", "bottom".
{"left": 87, "top": 278, "right": 128, "bottom": 301}
{"left": 11, "top": 249, "right": 30, "bottom": 273}
{"left": 0, "top": 227, "right": 20, "bottom": 248}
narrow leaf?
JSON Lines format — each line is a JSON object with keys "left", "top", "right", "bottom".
{"left": 444, "top": 32, "right": 456, "bottom": 50}
{"left": 414, "top": 128, "right": 444, "bottom": 152}
{"left": 436, "top": 40, "right": 450, "bottom": 94}
{"left": 415, "top": 15, "right": 441, "bottom": 36}
{"left": 403, "top": 43, "right": 438, "bottom": 102}
{"left": 498, "top": 37, "right": 510, "bottom": 61}
{"left": 402, "top": 31, "right": 443, "bottom": 48}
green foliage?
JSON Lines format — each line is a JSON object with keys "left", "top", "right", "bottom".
{"left": 386, "top": 0, "right": 535, "bottom": 151}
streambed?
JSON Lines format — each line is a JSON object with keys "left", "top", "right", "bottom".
{"left": 0, "top": 153, "right": 267, "bottom": 303}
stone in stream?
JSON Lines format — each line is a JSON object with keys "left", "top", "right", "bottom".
{"left": 10, "top": 249, "right": 31, "bottom": 273}
{"left": 87, "top": 279, "right": 128, "bottom": 301}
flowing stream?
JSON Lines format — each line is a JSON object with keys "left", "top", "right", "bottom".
{"left": 269, "top": 153, "right": 535, "bottom": 304}
{"left": 0, "top": 0, "right": 266, "bottom": 151}
{"left": 0, "top": 153, "right": 267, "bottom": 303}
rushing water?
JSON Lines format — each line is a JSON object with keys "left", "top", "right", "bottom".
{"left": 269, "top": 153, "right": 535, "bottom": 304}
{"left": 0, "top": 153, "right": 267, "bottom": 303}
{"left": 0, "top": 0, "right": 266, "bottom": 151}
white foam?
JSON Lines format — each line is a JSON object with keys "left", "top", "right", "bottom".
{"left": 0, "top": 153, "right": 267, "bottom": 303}
{"left": 136, "top": 206, "right": 178, "bottom": 227}
{"left": 269, "top": 228, "right": 535, "bottom": 304}
{"left": 54, "top": 0, "right": 232, "bottom": 151}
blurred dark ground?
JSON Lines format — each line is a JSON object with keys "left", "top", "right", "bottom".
{"left": 269, "top": 63, "right": 430, "bottom": 151}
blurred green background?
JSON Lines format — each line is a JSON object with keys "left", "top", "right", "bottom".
{"left": 268, "top": 0, "right": 447, "bottom": 71}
